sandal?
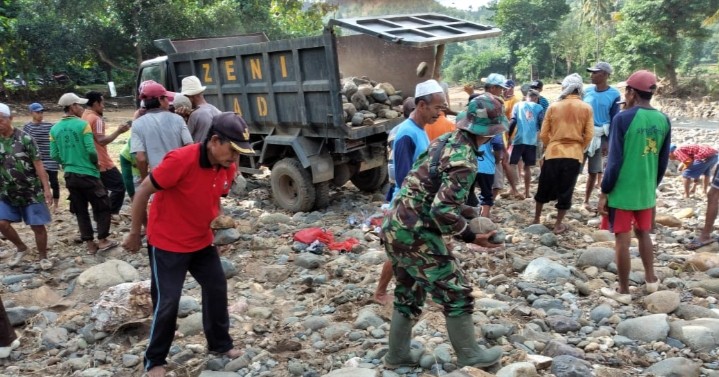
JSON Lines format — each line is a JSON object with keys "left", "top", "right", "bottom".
{"left": 553, "top": 223, "right": 569, "bottom": 235}
{"left": 97, "top": 240, "right": 119, "bottom": 253}
{"left": 685, "top": 238, "right": 716, "bottom": 251}
{"left": 600, "top": 287, "right": 632, "bottom": 305}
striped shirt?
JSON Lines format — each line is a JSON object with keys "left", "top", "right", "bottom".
{"left": 673, "top": 144, "right": 717, "bottom": 163}
{"left": 23, "top": 121, "right": 59, "bottom": 171}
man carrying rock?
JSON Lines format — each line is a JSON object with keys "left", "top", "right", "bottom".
{"left": 532, "top": 74, "right": 594, "bottom": 234}
{"left": 0, "top": 103, "right": 53, "bottom": 267}
{"left": 599, "top": 70, "right": 670, "bottom": 303}
{"left": 50, "top": 93, "right": 118, "bottom": 255}
{"left": 382, "top": 94, "right": 505, "bottom": 370}
{"left": 374, "top": 80, "right": 445, "bottom": 305}
{"left": 181, "top": 76, "right": 221, "bottom": 143}
{"left": 123, "top": 112, "right": 251, "bottom": 377}
{"left": 669, "top": 143, "right": 718, "bottom": 198}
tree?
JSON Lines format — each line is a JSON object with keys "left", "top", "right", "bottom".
{"left": 607, "top": 0, "right": 719, "bottom": 89}
{"left": 492, "top": 0, "right": 570, "bottom": 79}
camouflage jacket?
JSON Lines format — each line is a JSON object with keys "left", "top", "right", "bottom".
{"left": 385, "top": 129, "right": 479, "bottom": 240}
{"left": 0, "top": 128, "right": 43, "bottom": 206}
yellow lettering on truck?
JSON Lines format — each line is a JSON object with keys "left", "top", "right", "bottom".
{"left": 279, "top": 55, "right": 288, "bottom": 78}
{"left": 233, "top": 98, "right": 242, "bottom": 116}
{"left": 257, "top": 96, "right": 268, "bottom": 116}
{"left": 202, "top": 63, "right": 213, "bottom": 83}
{"left": 250, "top": 58, "right": 262, "bottom": 80}
{"left": 225, "top": 60, "right": 236, "bottom": 81}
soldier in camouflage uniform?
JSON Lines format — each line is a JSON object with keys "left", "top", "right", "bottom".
{"left": 382, "top": 94, "right": 508, "bottom": 369}
{"left": 0, "top": 103, "right": 53, "bottom": 267}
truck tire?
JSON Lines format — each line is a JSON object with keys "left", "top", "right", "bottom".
{"left": 314, "top": 182, "right": 331, "bottom": 210}
{"left": 350, "top": 165, "right": 388, "bottom": 192}
{"left": 271, "top": 158, "right": 315, "bottom": 212}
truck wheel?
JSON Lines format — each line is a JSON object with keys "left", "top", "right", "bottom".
{"left": 350, "top": 165, "right": 388, "bottom": 192}
{"left": 314, "top": 182, "right": 331, "bottom": 210}
{"left": 271, "top": 158, "right": 315, "bottom": 212}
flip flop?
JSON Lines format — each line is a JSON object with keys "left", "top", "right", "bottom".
{"left": 686, "top": 238, "right": 716, "bottom": 251}
{"left": 97, "top": 240, "right": 119, "bottom": 253}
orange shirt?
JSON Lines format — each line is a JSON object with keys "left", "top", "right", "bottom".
{"left": 82, "top": 109, "right": 114, "bottom": 171}
{"left": 504, "top": 93, "right": 522, "bottom": 120}
{"left": 424, "top": 112, "right": 455, "bottom": 142}
{"left": 540, "top": 95, "right": 594, "bottom": 162}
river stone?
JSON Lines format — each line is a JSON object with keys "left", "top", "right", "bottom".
{"left": 697, "top": 278, "right": 719, "bottom": 293}
{"left": 542, "top": 340, "right": 585, "bottom": 359}
{"left": 551, "top": 355, "right": 592, "bottom": 377}
{"left": 496, "top": 362, "right": 539, "bottom": 377}
{"left": 343, "top": 102, "right": 357, "bottom": 118}
{"left": 220, "top": 257, "right": 237, "bottom": 279}
{"left": 686, "top": 252, "right": 719, "bottom": 271}
{"left": 656, "top": 214, "right": 682, "bottom": 227}
{"left": 42, "top": 327, "right": 69, "bottom": 349}
{"left": 376, "top": 82, "right": 396, "bottom": 96}
{"left": 6, "top": 306, "right": 40, "bottom": 326}
{"left": 178, "top": 296, "right": 200, "bottom": 317}
{"left": 644, "top": 291, "right": 680, "bottom": 314}
{"left": 644, "top": 357, "right": 701, "bottom": 377}
{"left": 673, "top": 304, "right": 719, "bottom": 320}
{"left": 323, "top": 323, "right": 352, "bottom": 341}
{"left": 357, "top": 84, "right": 373, "bottom": 97}
{"left": 522, "top": 257, "right": 570, "bottom": 282}
{"left": 590, "top": 304, "right": 613, "bottom": 322}
{"left": 213, "top": 228, "right": 241, "bottom": 245}
{"left": 540, "top": 233, "right": 558, "bottom": 247}
{"left": 523, "top": 224, "right": 551, "bottom": 235}
{"left": 675, "top": 207, "right": 695, "bottom": 219}
{"left": 80, "top": 369, "right": 112, "bottom": 377}
{"left": 545, "top": 315, "right": 581, "bottom": 333}
{"left": 576, "top": 247, "right": 615, "bottom": 269}
{"left": 342, "top": 81, "right": 358, "bottom": 97}
{"left": 371, "top": 89, "right": 388, "bottom": 102}
{"left": 303, "top": 316, "right": 330, "bottom": 331}
{"left": 616, "top": 314, "right": 669, "bottom": 342}
{"left": 591, "top": 230, "right": 615, "bottom": 242}
{"left": 668, "top": 318, "right": 719, "bottom": 351}
{"left": 351, "top": 92, "right": 369, "bottom": 111}
{"left": 354, "top": 307, "right": 384, "bottom": 329}
{"left": 200, "top": 372, "right": 243, "bottom": 377}
{"left": 122, "top": 354, "right": 141, "bottom": 367}
{"left": 359, "top": 249, "right": 387, "bottom": 265}
{"left": 177, "top": 313, "right": 203, "bottom": 336}
{"left": 482, "top": 323, "right": 511, "bottom": 339}
{"left": 351, "top": 112, "right": 365, "bottom": 127}
{"left": 322, "top": 368, "right": 376, "bottom": 377}
{"left": 295, "top": 253, "right": 324, "bottom": 269}
{"left": 77, "top": 259, "right": 139, "bottom": 289}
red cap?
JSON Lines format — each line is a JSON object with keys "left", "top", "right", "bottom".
{"left": 625, "top": 70, "right": 657, "bottom": 93}
{"left": 140, "top": 82, "right": 175, "bottom": 101}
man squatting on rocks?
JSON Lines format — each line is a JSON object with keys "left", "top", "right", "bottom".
{"left": 599, "top": 70, "right": 670, "bottom": 304}
{"left": 123, "top": 112, "right": 253, "bottom": 377}
{"left": 381, "top": 94, "right": 507, "bottom": 369}
{"left": 375, "top": 79, "right": 446, "bottom": 305}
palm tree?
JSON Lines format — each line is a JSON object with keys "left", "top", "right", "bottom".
{"left": 581, "top": 0, "right": 615, "bottom": 60}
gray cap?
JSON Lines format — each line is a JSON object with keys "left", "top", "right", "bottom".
{"left": 587, "top": 62, "right": 613, "bottom": 75}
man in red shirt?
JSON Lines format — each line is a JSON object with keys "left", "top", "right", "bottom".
{"left": 670, "top": 144, "right": 719, "bottom": 198}
{"left": 122, "top": 112, "right": 253, "bottom": 377}
{"left": 82, "top": 91, "right": 130, "bottom": 214}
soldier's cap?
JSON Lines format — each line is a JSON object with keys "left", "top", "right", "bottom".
{"left": 210, "top": 112, "right": 253, "bottom": 154}
{"left": 28, "top": 103, "right": 44, "bottom": 112}
{"left": 481, "top": 73, "right": 508, "bottom": 89}
{"left": 58, "top": 93, "right": 88, "bottom": 107}
{"left": 140, "top": 82, "right": 175, "bottom": 101}
{"left": 587, "top": 62, "right": 613, "bottom": 75}
{"left": 415, "top": 79, "right": 444, "bottom": 98}
{"left": 625, "top": 70, "right": 657, "bottom": 93}
{"left": 455, "top": 94, "right": 508, "bottom": 137}
{"left": 0, "top": 103, "right": 10, "bottom": 117}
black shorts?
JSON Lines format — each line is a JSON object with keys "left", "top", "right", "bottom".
{"left": 534, "top": 158, "right": 581, "bottom": 210}
{"left": 475, "top": 173, "right": 495, "bottom": 206}
{"left": 510, "top": 144, "right": 537, "bottom": 166}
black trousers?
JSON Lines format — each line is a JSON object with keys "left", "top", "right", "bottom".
{"left": 48, "top": 170, "right": 60, "bottom": 200}
{"left": 64, "top": 173, "right": 112, "bottom": 241}
{"left": 144, "top": 244, "right": 233, "bottom": 371}
{"left": 0, "top": 296, "right": 17, "bottom": 347}
{"left": 100, "top": 167, "right": 126, "bottom": 214}
{"left": 534, "top": 158, "right": 581, "bottom": 210}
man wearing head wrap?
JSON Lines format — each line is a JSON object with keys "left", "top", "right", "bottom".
{"left": 381, "top": 94, "right": 506, "bottom": 370}
{"left": 532, "top": 74, "right": 594, "bottom": 234}
{"left": 583, "top": 62, "right": 621, "bottom": 212}
{"left": 598, "top": 70, "right": 670, "bottom": 304}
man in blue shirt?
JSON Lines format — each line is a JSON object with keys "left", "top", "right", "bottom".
{"left": 476, "top": 133, "right": 505, "bottom": 219}
{"left": 375, "top": 79, "right": 445, "bottom": 305}
{"left": 508, "top": 90, "right": 544, "bottom": 199}
{"left": 583, "top": 62, "right": 621, "bottom": 211}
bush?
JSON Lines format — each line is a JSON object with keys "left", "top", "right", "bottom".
{"left": 444, "top": 45, "right": 509, "bottom": 85}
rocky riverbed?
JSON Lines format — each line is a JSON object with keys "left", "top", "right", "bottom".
{"left": 2, "top": 126, "right": 719, "bottom": 377}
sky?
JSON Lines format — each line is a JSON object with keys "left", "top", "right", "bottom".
{"left": 436, "top": 0, "right": 492, "bottom": 10}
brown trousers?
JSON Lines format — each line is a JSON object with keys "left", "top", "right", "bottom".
{"left": 0, "top": 296, "right": 17, "bottom": 347}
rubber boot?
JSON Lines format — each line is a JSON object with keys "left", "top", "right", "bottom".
{"left": 383, "top": 310, "right": 418, "bottom": 368}
{"left": 446, "top": 314, "right": 502, "bottom": 368}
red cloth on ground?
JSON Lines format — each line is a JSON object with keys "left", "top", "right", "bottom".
{"left": 293, "top": 228, "right": 359, "bottom": 251}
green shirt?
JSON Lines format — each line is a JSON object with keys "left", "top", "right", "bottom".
{"left": 603, "top": 107, "right": 671, "bottom": 210}
{"left": 119, "top": 140, "right": 139, "bottom": 177}
{"left": 50, "top": 116, "right": 99, "bottom": 178}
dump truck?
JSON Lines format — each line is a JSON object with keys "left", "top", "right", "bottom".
{"left": 136, "top": 13, "right": 501, "bottom": 212}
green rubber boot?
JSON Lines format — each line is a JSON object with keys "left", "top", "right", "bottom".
{"left": 446, "top": 314, "right": 503, "bottom": 368}
{"left": 383, "top": 310, "right": 418, "bottom": 368}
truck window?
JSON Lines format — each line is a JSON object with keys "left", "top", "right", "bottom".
{"left": 140, "top": 64, "right": 165, "bottom": 85}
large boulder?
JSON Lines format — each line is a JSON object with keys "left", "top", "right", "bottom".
{"left": 616, "top": 314, "right": 669, "bottom": 343}
{"left": 77, "top": 259, "right": 140, "bottom": 289}
{"left": 668, "top": 318, "right": 719, "bottom": 352}
{"left": 522, "top": 257, "right": 570, "bottom": 282}
{"left": 89, "top": 280, "right": 152, "bottom": 332}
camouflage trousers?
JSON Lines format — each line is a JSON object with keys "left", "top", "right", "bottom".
{"left": 383, "top": 224, "right": 474, "bottom": 319}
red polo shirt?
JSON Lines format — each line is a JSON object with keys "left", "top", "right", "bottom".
{"left": 147, "top": 143, "right": 236, "bottom": 252}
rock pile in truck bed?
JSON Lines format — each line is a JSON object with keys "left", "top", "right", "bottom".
{"left": 341, "top": 76, "right": 405, "bottom": 127}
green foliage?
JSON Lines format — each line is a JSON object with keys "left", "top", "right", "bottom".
{"left": 443, "top": 43, "right": 509, "bottom": 84}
